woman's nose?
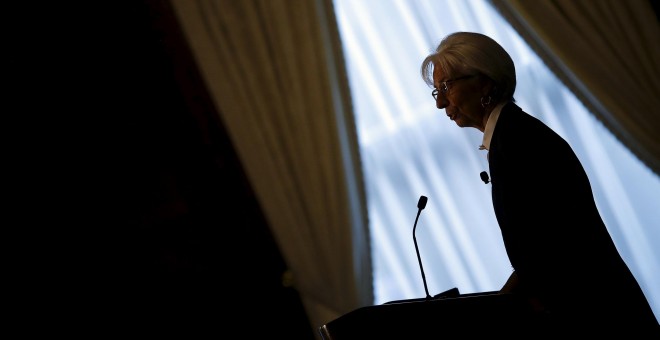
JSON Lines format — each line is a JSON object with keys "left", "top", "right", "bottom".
{"left": 436, "top": 96, "right": 448, "bottom": 109}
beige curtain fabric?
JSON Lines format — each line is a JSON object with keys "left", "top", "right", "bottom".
{"left": 490, "top": 0, "right": 660, "bottom": 175}
{"left": 169, "top": 0, "right": 372, "bottom": 335}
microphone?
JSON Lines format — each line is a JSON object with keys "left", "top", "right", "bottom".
{"left": 412, "top": 195, "right": 432, "bottom": 299}
{"left": 417, "top": 195, "right": 428, "bottom": 210}
{"left": 480, "top": 171, "right": 490, "bottom": 184}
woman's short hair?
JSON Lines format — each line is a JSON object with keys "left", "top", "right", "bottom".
{"left": 421, "top": 32, "right": 516, "bottom": 102}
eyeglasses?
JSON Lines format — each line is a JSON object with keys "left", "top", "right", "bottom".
{"left": 432, "top": 75, "right": 475, "bottom": 100}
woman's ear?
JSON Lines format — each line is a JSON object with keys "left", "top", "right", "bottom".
{"left": 481, "top": 77, "right": 496, "bottom": 98}
{"left": 490, "top": 86, "right": 498, "bottom": 99}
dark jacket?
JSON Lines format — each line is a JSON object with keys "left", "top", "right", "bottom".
{"left": 488, "top": 102, "right": 659, "bottom": 336}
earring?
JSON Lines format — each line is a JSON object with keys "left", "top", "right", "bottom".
{"left": 481, "top": 95, "right": 492, "bottom": 108}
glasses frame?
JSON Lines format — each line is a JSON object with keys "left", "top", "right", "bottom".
{"left": 432, "top": 75, "right": 475, "bottom": 100}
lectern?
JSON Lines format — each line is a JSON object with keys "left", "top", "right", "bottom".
{"left": 319, "top": 290, "right": 544, "bottom": 339}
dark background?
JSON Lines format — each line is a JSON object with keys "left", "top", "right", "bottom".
{"left": 107, "top": 2, "right": 315, "bottom": 338}
{"left": 26, "top": 1, "right": 316, "bottom": 338}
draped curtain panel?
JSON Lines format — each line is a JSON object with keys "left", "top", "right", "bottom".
{"left": 169, "top": 0, "right": 371, "bottom": 335}
{"left": 490, "top": 0, "right": 660, "bottom": 175}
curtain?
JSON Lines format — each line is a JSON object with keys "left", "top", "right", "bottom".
{"left": 489, "top": 0, "right": 660, "bottom": 175}
{"left": 169, "top": 0, "right": 371, "bottom": 336}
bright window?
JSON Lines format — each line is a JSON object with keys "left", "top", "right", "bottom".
{"left": 333, "top": 0, "right": 660, "bottom": 321}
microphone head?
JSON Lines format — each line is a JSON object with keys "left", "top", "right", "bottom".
{"left": 417, "top": 195, "right": 428, "bottom": 209}
{"left": 480, "top": 171, "right": 490, "bottom": 184}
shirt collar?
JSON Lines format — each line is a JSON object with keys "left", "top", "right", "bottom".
{"left": 480, "top": 102, "right": 506, "bottom": 150}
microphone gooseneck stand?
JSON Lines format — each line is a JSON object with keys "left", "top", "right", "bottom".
{"left": 413, "top": 195, "right": 431, "bottom": 300}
